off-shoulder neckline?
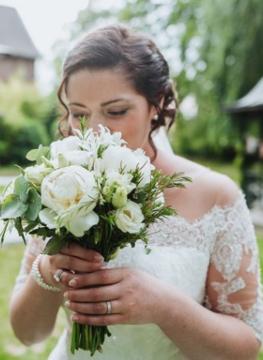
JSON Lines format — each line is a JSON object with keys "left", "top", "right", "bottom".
{"left": 155, "top": 190, "right": 246, "bottom": 228}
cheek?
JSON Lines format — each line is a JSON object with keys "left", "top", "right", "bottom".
{"left": 120, "top": 116, "right": 151, "bottom": 149}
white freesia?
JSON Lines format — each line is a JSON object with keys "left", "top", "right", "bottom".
{"left": 41, "top": 165, "right": 99, "bottom": 214}
{"left": 95, "top": 146, "right": 152, "bottom": 187}
{"left": 115, "top": 200, "right": 144, "bottom": 233}
{"left": 24, "top": 163, "right": 53, "bottom": 185}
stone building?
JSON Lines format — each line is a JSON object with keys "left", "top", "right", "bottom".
{"left": 0, "top": 5, "right": 39, "bottom": 82}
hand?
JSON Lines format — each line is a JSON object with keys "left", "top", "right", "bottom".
{"left": 61, "top": 267, "right": 166, "bottom": 326}
{"left": 39, "top": 244, "right": 105, "bottom": 289}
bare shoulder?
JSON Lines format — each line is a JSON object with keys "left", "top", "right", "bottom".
{"left": 157, "top": 151, "right": 241, "bottom": 218}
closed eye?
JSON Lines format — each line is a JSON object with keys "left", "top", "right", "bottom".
{"left": 107, "top": 110, "right": 128, "bottom": 116}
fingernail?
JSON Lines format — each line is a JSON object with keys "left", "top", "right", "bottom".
{"left": 65, "top": 300, "right": 70, "bottom": 307}
{"left": 71, "top": 314, "right": 78, "bottom": 321}
{"left": 64, "top": 292, "right": 69, "bottom": 300}
{"left": 94, "top": 255, "right": 103, "bottom": 262}
{"left": 69, "top": 279, "right": 77, "bottom": 287}
{"left": 100, "top": 261, "right": 108, "bottom": 269}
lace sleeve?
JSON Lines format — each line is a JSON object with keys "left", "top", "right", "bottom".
{"left": 204, "top": 191, "right": 263, "bottom": 344}
{"left": 12, "top": 235, "right": 44, "bottom": 294}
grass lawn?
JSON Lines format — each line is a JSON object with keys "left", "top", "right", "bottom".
{"left": 0, "top": 244, "right": 66, "bottom": 360}
{"left": 0, "top": 165, "right": 20, "bottom": 177}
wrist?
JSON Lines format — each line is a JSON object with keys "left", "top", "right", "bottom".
{"left": 153, "top": 283, "right": 183, "bottom": 327}
{"left": 38, "top": 255, "right": 57, "bottom": 287}
{"left": 31, "top": 255, "right": 61, "bottom": 292}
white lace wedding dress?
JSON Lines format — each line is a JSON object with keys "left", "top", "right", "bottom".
{"left": 12, "top": 130, "right": 263, "bottom": 359}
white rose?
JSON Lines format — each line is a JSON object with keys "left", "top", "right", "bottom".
{"left": 24, "top": 164, "right": 53, "bottom": 185}
{"left": 50, "top": 136, "right": 81, "bottom": 159}
{"left": 41, "top": 165, "right": 99, "bottom": 214}
{"left": 115, "top": 200, "right": 144, "bottom": 233}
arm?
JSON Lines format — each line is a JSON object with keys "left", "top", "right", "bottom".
{"left": 9, "top": 238, "right": 104, "bottom": 346}
{"left": 155, "top": 284, "right": 260, "bottom": 360}
{"left": 156, "top": 177, "right": 262, "bottom": 360}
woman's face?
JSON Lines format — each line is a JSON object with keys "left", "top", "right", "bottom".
{"left": 66, "top": 69, "right": 157, "bottom": 151}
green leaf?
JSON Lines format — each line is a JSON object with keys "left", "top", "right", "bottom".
{"left": 24, "top": 188, "right": 42, "bottom": 221}
{"left": 0, "top": 194, "right": 28, "bottom": 219}
{"left": 0, "top": 220, "right": 10, "bottom": 246}
{"left": 14, "top": 175, "right": 30, "bottom": 203}
{"left": 14, "top": 218, "right": 27, "bottom": 245}
{"left": 26, "top": 145, "right": 50, "bottom": 164}
{"left": 43, "top": 234, "right": 67, "bottom": 255}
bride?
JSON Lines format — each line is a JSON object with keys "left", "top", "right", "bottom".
{"left": 9, "top": 24, "right": 263, "bottom": 359}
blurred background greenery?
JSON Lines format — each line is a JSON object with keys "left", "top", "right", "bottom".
{"left": 0, "top": 0, "right": 263, "bottom": 358}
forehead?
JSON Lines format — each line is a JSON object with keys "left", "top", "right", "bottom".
{"left": 66, "top": 69, "right": 139, "bottom": 104}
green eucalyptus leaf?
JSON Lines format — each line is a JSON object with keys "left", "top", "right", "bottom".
{"left": 43, "top": 235, "right": 67, "bottom": 255}
{"left": 14, "top": 218, "right": 27, "bottom": 244}
{"left": 24, "top": 188, "right": 42, "bottom": 221}
{"left": 26, "top": 145, "right": 50, "bottom": 164}
{"left": 0, "top": 194, "right": 28, "bottom": 219}
{"left": 14, "top": 175, "right": 30, "bottom": 203}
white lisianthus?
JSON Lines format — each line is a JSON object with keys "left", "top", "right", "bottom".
{"left": 52, "top": 150, "right": 94, "bottom": 169}
{"left": 24, "top": 164, "right": 53, "bottom": 185}
{"left": 115, "top": 200, "right": 144, "bottom": 233}
{"left": 39, "top": 207, "right": 99, "bottom": 237}
{"left": 41, "top": 165, "right": 99, "bottom": 214}
{"left": 104, "top": 171, "right": 135, "bottom": 194}
{"left": 50, "top": 136, "right": 81, "bottom": 159}
{"left": 112, "top": 186, "right": 128, "bottom": 208}
{"left": 95, "top": 146, "right": 152, "bottom": 187}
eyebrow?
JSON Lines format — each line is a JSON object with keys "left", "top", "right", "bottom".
{"left": 69, "top": 98, "right": 128, "bottom": 108}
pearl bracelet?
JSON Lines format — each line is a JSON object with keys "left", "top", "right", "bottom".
{"left": 31, "top": 254, "right": 61, "bottom": 292}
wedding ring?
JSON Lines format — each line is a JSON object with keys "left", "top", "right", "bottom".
{"left": 53, "top": 269, "right": 63, "bottom": 283}
{"left": 105, "top": 300, "right": 112, "bottom": 315}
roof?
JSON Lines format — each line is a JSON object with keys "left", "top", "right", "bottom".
{"left": 0, "top": 5, "right": 39, "bottom": 60}
{"left": 225, "top": 77, "right": 263, "bottom": 114}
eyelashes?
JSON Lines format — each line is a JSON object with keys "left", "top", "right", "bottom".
{"left": 71, "top": 109, "right": 128, "bottom": 119}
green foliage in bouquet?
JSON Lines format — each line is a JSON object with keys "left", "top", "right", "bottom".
{"left": 0, "top": 120, "right": 191, "bottom": 356}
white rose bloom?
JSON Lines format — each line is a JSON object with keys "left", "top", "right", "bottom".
{"left": 95, "top": 146, "right": 152, "bottom": 187}
{"left": 115, "top": 200, "right": 144, "bottom": 234}
{"left": 50, "top": 136, "right": 81, "bottom": 159}
{"left": 41, "top": 165, "right": 99, "bottom": 214}
{"left": 24, "top": 164, "right": 53, "bottom": 185}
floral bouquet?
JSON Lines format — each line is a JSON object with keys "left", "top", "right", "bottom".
{"left": 0, "top": 121, "right": 190, "bottom": 356}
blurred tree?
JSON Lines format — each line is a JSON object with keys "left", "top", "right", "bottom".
{"left": 52, "top": 0, "right": 263, "bottom": 159}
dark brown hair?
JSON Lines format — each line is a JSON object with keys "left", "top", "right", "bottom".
{"left": 57, "top": 24, "right": 177, "bottom": 161}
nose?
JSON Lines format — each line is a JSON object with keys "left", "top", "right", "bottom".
{"left": 88, "top": 114, "right": 105, "bottom": 132}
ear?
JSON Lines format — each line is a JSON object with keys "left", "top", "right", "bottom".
{"left": 149, "top": 97, "right": 165, "bottom": 119}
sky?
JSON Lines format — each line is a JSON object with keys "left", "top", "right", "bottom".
{"left": 0, "top": 0, "right": 95, "bottom": 93}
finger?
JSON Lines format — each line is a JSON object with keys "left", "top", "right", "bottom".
{"left": 60, "top": 244, "right": 103, "bottom": 262}
{"left": 65, "top": 299, "right": 122, "bottom": 315}
{"left": 65, "top": 283, "right": 121, "bottom": 303}
{"left": 50, "top": 254, "right": 104, "bottom": 273}
{"left": 65, "top": 268, "right": 123, "bottom": 288}
{"left": 71, "top": 313, "right": 124, "bottom": 326}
